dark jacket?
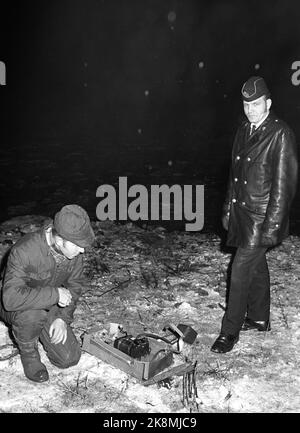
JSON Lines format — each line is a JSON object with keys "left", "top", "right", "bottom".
{"left": 1, "top": 225, "right": 88, "bottom": 324}
{"left": 223, "top": 112, "right": 298, "bottom": 248}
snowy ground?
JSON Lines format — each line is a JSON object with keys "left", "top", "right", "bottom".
{"left": 0, "top": 216, "right": 300, "bottom": 413}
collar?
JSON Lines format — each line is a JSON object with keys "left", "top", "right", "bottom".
{"left": 250, "top": 111, "right": 270, "bottom": 130}
{"left": 45, "top": 226, "right": 68, "bottom": 264}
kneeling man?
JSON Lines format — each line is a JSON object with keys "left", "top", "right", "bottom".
{"left": 0, "top": 204, "right": 95, "bottom": 382}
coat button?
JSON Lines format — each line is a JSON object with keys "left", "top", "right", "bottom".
{"left": 247, "top": 157, "right": 251, "bottom": 161}
{"left": 234, "top": 178, "right": 238, "bottom": 182}
{"left": 242, "top": 201, "right": 246, "bottom": 206}
{"left": 236, "top": 156, "right": 240, "bottom": 160}
{"left": 275, "top": 224, "right": 279, "bottom": 228}
{"left": 232, "top": 199, "right": 237, "bottom": 203}
{"left": 244, "top": 180, "right": 247, "bottom": 184}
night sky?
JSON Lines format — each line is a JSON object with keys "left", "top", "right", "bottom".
{"left": 1, "top": 0, "right": 300, "bottom": 229}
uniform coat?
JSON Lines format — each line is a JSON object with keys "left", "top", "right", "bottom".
{"left": 223, "top": 112, "right": 298, "bottom": 248}
{"left": 1, "top": 224, "right": 87, "bottom": 324}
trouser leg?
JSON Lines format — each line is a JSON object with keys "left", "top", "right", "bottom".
{"left": 247, "top": 252, "right": 270, "bottom": 320}
{"left": 0, "top": 308, "right": 49, "bottom": 382}
{"left": 39, "top": 305, "right": 81, "bottom": 369}
{"left": 0, "top": 305, "right": 81, "bottom": 370}
{"left": 11, "top": 309, "right": 49, "bottom": 341}
{"left": 1, "top": 299, "right": 48, "bottom": 341}
{"left": 221, "top": 247, "right": 268, "bottom": 335}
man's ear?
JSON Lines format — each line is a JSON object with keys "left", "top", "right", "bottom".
{"left": 266, "top": 98, "right": 272, "bottom": 110}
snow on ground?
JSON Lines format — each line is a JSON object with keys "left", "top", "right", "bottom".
{"left": 0, "top": 216, "right": 300, "bottom": 413}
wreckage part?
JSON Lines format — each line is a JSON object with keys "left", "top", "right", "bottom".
{"left": 82, "top": 334, "right": 132, "bottom": 364}
{"left": 182, "top": 371, "right": 187, "bottom": 405}
{"left": 150, "top": 349, "right": 167, "bottom": 362}
{"left": 182, "top": 361, "right": 198, "bottom": 409}
{"left": 169, "top": 324, "right": 198, "bottom": 345}
{"left": 135, "top": 332, "right": 174, "bottom": 345}
{"left": 82, "top": 333, "right": 173, "bottom": 381}
{"left": 144, "top": 349, "right": 173, "bottom": 381}
{"left": 113, "top": 335, "right": 150, "bottom": 359}
{"left": 131, "top": 332, "right": 181, "bottom": 354}
{"left": 193, "top": 368, "right": 198, "bottom": 398}
{"left": 167, "top": 323, "right": 185, "bottom": 339}
{"left": 143, "top": 362, "right": 195, "bottom": 386}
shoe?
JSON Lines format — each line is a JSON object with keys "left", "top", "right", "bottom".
{"left": 211, "top": 333, "right": 239, "bottom": 354}
{"left": 14, "top": 336, "right": 49, "bottom": 383}
{"left": 241, "top": 318, "right": 271, "bottom": 332}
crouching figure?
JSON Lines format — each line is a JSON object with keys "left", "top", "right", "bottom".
{"left": 0, "top": 204, "right": 95, "bottom": 382}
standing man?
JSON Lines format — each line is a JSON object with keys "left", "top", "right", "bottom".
{"left": 0, "top": 204, "right": 95, "bottom": 381}
{"left": 211, "top": 76, "right": 298, "bottom": 354}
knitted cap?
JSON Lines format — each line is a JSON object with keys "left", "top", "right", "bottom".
{"left": 241, "top": 76, "right": 270, "bottom": 102}
{"left": 54, "top": 204, "right": 95, "bottom": 248}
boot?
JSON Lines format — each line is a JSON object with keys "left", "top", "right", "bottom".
{"left": 14, "top": 335, "right": 49, "bottom": 383}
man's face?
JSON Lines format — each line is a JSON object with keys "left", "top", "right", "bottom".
{"left": 58, "top": 239, "right": 85, "bottom": 259}
{"left": 243, "top": 95, "right": 272, "bottom": 125}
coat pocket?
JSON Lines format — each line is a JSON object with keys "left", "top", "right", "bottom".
{"left": 245, "top": 162, "right": 271, "bottom": 195}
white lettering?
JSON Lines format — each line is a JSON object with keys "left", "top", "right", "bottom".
{"left": 96, "top": 184, "right": 116, "bottom": 220}
{"left": 0, "top": 61, "right": 6, "bottom": 85}
{"left": 95, "top": 177, "right": 205, "bottom": 231}
{"left": 128, "top": 184, "right": 148, "bottom": 220}
{"left": 184, "top": 185, "right": 204, "bottom": 231}
{"left": 291, "top": 61, "right": 300, "bottom": 86}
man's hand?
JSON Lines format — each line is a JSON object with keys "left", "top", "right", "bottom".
{"left": 49, "top": 318, "right": 68, "bottom": 345}
{"left": 222, "top": 214, "right": 229, "bottom": 231}
{"left": 57, "top": 287, "right": 72, "bottom": 307}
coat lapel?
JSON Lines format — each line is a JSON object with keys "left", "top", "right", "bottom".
{"left": 237, "top": 113, "right": 274, "bottom": 158}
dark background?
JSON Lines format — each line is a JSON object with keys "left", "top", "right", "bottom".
{"left": 0, "top": 0, "right": 300, "bottom": 234}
